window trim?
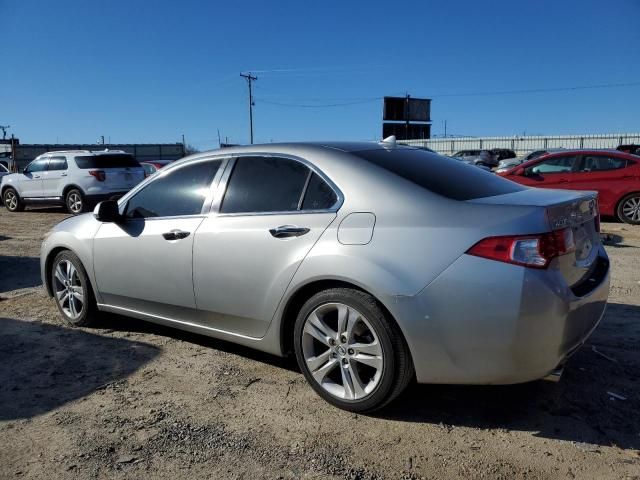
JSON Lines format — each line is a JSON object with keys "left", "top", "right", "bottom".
{"left": 117, "top": 155, "right": 231, "bottom": 221}
{"left": 212, "top": 152, "right": 343, "bottom": 217}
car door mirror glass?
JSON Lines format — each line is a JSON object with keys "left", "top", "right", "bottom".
{"left": 94, "top": 200, "right": 122, "bottom": 222}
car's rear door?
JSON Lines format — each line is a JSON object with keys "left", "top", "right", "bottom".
{"left": 93, "top": 158, "right": 226, "bottom": 316}
{"left": 192, "top": 155, "right": 340, "bottom": 338}
{"left": 567, "top": 154, "right": 638, "bottom": 214}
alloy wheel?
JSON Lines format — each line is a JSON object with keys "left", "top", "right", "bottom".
{"left": 622, "top": 196, "right": 640, "bottom": 223}
{"left": 5, "top": 191, "right": 18, "bottom": 210}
{"left": 53, "top": 259, "right": 85, "bottom": 319}
{"left": 68, "top": 192, "right": 83, "bottom": 214}
{"left": 301, "top": 302, "right": 383, "bottom": 401}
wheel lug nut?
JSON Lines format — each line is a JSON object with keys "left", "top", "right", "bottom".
{"left": 342, "top": 358, "right": 348, "bottom": 365}
{"left": 348, "top": 348, "right": 354, "bottom": 355}
{"left": 340, "top": 336, "right": 347, "bottom": 343}
{"left": 331, "top": 352, "right": 337, "bottom": 359}
{"left": 329, "top": 338, "right": 336, "bottom": 346}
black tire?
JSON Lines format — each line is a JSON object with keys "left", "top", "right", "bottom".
{"left": 293, "top": 288, "right": 414, "bottom": 413}
{"left": 3, "top": 188, "right": 25, "bottom": 212}
{"left": 50, "top": 250, "right": 98, "bottom": 327}
{"left": 616, "top": 192, "right": 640, "bottom": 225}
{"left": 65, "top": 188, "right": 85, "bottom": 215}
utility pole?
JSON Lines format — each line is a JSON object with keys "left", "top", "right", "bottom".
{"left": 444, "top": 120, "right": 447, "bottom": 138}
{"left": 404, "top": 94, "right": 410, "bottom": 140}
{"left": 0, "top": 125, "right": 10, "bottom": 140}
{"left": 240, "top": 72, "right": 257, "bottom": 144}
{"left": 181, "top": 133, "right": 186, "bottom": 154}
{"left": 100, "top": 135, "right": 105, "bottom": 145}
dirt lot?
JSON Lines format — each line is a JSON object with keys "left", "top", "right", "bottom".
{"left": 1, "top": 207, "right": 639, "bottom": 480}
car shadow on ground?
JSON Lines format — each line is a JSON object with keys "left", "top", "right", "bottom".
{"left": 76, "top": 302, "right": 638, "bottom": 449}
{"left": 0, "top": 317, "right": 160, "bottom": 421}
{"left": 383, "top": 302, "right": 640, "bottom": 450}
{"left": 100, "top": 312, "right": 298, "bottom": 373}
{"left": 0, "top": 256, "right": 41, "bottom": 294}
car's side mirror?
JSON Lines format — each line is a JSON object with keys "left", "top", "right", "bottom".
{"left": 514, "top": 167, "right": 525, "bottom": 176}
{"left": 93, "top": 200, "right": 121, "bottom": 222}
{"left": 23, "top": 167, "right": 29, "bottom": 174}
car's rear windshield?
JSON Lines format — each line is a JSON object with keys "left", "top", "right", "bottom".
{"left": 351, "top": 148, "right": 525, "bottom": 201}
{"left": 74, "top": 154, "right": 140, "bottom": 169}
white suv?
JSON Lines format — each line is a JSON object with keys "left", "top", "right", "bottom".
{"left": 1, "top": 150, "right": 145, "bottom": 214}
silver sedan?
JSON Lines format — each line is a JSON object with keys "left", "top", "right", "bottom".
{"left": 40, "top": 142, "right": 610, "bottom": 412}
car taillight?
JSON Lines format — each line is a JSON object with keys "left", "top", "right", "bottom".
{"left": 89, "top": 170, "right": 106, "bottom": 181}
{"left": 466, "top": 228, "right": 576, "bottom": 269}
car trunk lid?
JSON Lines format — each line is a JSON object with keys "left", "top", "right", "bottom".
{"left": 469, "top": 188, "right": 601, "bottom": 288}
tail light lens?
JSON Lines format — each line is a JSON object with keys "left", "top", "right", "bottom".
{"left": 467, "top": 228, "right": 576, "bottom": 269}
{"left": 89, "top": 170, "right": 106, "bottom": 181}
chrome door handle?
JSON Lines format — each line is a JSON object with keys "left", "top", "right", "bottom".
{"left": 162, "top": 229, "right": 191, "bottom": 240}
{"left": 557, "top": 178, "right": 569, "bottom": 183}
{"left": 33, "top": 175, "right": 41, "bottom": 178}
{"left": 61, "top": 173, "right": 68, "bottom": 176}
{"left": 269, "top": 225, "right": 310, "bottom": 238}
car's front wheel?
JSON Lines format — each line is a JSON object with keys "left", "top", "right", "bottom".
{"left": 294, "top": 288, "right": 414, "bottom": 412}
{"left": 66, "top": 189, "right": 85, "bottom": 215}
{"left": 51, "top": 250, "right": 98, "bottom": 327}
{"left": 617, "top": 193, "right": 640, "bottom": 225}
{"left": 3, "top": 188, "right": 24, "bottom": 212}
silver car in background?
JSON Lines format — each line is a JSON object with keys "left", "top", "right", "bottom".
{"left": 40, "top": 142, "right": 610, "bottom": 412}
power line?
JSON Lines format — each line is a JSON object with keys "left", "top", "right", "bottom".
{"left": 255, "top": 81, "right": 640, "bottom": 108}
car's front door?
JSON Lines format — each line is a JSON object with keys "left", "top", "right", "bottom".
{"left": 192, "top": 155, "right": 340, "bottom": 337}
{"left": 41, "top": 156, "right": 68, "bottom": 197}
{"left": 93, "top": 158, "right": 226, "bottom": 317}
{"left": 517, "top": 154, "right": 580, "bottom": 188}
{"left": 20, "top": 157, "right": 49, "bottom": 198}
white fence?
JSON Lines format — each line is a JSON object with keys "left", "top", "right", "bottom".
{"left": 402, "top": 133, "right": 640, "bottom": 156}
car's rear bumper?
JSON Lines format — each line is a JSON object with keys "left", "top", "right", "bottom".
{"left": 387, "top": 247, "right": 610, "bottom": 384}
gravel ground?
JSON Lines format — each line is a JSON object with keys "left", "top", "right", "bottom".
{"left": 1, "top": 207, "right": 639, "bottom": 480}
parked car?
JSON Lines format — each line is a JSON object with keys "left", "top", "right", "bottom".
{"left": 452, "top": 149, "right": 498, "bottom": 167}
{"left": 498, "top": 149, "right": 640, "bottom": 224}
{"left": 1, "top": 150, "right": 145, "bottom": 214}
{"left": 616, "top": 144, "right": 640, "bottom": 156}
{"left": 491, "top": 148, "right": 517, "bottom": 161}
{"left": 141, "top": 160, "right": 174, "bottom": 177}
{"left": 495, "top": 148, "right": 566, "bottom": 173}
{"left": 41, "top": 142, "right": 609, "bottom": 412}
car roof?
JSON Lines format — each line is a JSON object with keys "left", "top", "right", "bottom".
{"left": 185, "top": 141, "right": 419, "bottom": 160}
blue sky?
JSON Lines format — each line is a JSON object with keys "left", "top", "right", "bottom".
{"left": 1, "top": 0, "right": 639, "bottom": 149}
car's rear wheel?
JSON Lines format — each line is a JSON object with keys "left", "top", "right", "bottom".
{"left": 51, "top": 250, "right": 98, "bottom": 327}
{"left": 617, "top": 193, "right": 640, "bottom": 225}
{"left": 294, "top": 288, "right": 413, "bottom": 412}
{"left": 3, "top": 188, "right": 24, "bottom": 212}
{"left": 66, "top": 189, "right": 85, "bottom": 215}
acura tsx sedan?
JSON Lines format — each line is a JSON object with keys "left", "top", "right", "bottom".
{"left": 41, "top": 141, "right": 610, "bottom": 412}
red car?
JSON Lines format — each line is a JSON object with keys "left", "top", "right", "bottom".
{"left": 140, "top": 160, "right": 174, "bottom": 177}
{"left": 498, "top": 149, "right": 640, "bottom": 224}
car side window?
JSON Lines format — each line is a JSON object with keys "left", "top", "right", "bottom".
{"left": 580, "top": 155, "right": 627, "bottom": 172}
{"left": 302, "top": 172, "right": 338, "bottom": 210}
{"left": 124, "top": 159, "right": 222, "bottom": 219}
{"left": 25, "top": 158, "right": 49, "bottom": 173}
{"left": 528, "top": 155, "right": 578, "bottom": 175}
{"left": 48, "top": 157, "right": 68, "bottom": 171}
{"left": 220, "top": 156, "right": 310, "bottom": 214}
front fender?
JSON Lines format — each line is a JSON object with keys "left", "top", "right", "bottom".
{"left": 40, "top": 214, "right": 102, "bottom": 301}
